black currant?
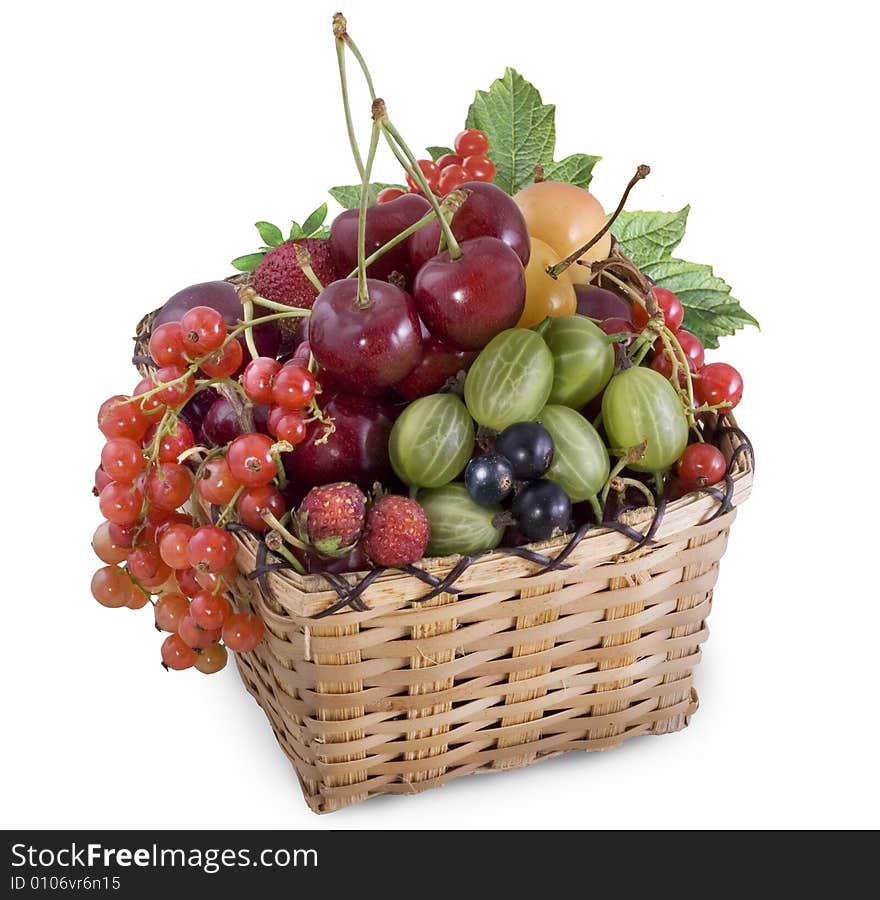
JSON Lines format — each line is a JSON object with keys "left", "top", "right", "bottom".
{"left": 511, "top": 480, "right": 571, "bottom": 541}
{"left": 496, "top": 422, "right": 554, "bottom": 480}
{"left": 464, "top": 452, "right": 515, "bottom": 506}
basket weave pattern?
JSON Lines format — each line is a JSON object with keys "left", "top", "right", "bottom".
{"left": 228, "top": 430, "right": 752, "bottom": 813}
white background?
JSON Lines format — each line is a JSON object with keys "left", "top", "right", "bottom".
{"left": 3, "top": 0, "right": 878, "bottom": 829}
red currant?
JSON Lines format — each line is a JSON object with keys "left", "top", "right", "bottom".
{"left": 462, "top": 155, "right": 496, "bottom": 183}
{"left": 145, "top": 419, "right": 195, "bottom": 464}
{"left": 151, "top": 365, "right": 195, "bottom": 407}
{"left": 199, "top": 338, "right": 243, "bottom": 378}
{"left": 154, "top": 593, "right": 189, "bottom": 631}
{"left": 132, "top": 377, "right": 166, "bottom": 417}
{"left": 190, "top": 590, "right": 232, "bottom": 630}
{"left": 272, "top": 364, "right": 315, "bottom": 410}
{"left": 126, "top": 544, "right": 166, "bottom": 581}
{"left": 241, "top": 357, "right": 281, "bottom": 404}
{"left": 94, "top": 466, "right": 113, "bottom": 495}
{"left": 599, "top": 317, "right": 636, "bottom": 348}
{"left": 177, "top": 613, "right": 222, "bottom": 650}
{"left": 194, "top": 566, "right": 236, "bottom": 593}
{"left": 91, "top": 566, "right": 133, "bottom": 608}
{"left": 694, "top": 362, "right": 743, "bottom": 409}
{"left": 273, "top": 411, "right": 306, "bottom": 445}
{"left": 632, "top": 287, "right": 684, "bottom": 332}
{"left": 161, "top": 633, "right": 197, "bottom": 670}
{"left": 186, "top": 525, "right": 235, "bottom": 573}
{"left": 437, "top": 164, "right": 468, "bottom": 195}
{"left": 237, "top": 485, "right": 286, "bottom": 532}
{"left": 194, "top": 643, "right": 228, "bottom": 674}
{"left": 196, "top": 457, "right": 241, "bottom": 506}
{"left": 101, "top": 438, "right": 146, "bottom": 484}
{"left": 676, "top": 443, "right": 727, "bottom": 490}
{"left": 99, "top": 482, "right": 143, "bottom": 526}
{"left": 222, "top": 613, "right": 264, "bottom": 653}
{"left": 227, "top": 433, "right": 277, "bottom": 487}
{"left": 406, "top": 159, "right": 440, "bottom": 194}
{"left": 180, "top": 306, "right": 227, "bottom": 355}
{"left": 146, "top": 462, "right": 193, "bottom": 510}
{"left": 454, "top": 129, "right": 490, "bottom": 157}
{"left": 107, "top": 521, "right": 137, "bottom": 548}
{"left": 158, "top": 522, "right": 195, "bottom": 570}
{"left": 435, "top": 153, "right": 463, "bottom": 169}
{"left": 92, "top": 521, "right": 130, "bottom": 565}
{"left": 675, "top": 329, "right": 705, "bottom": 371}
{"left": 149, "top": 322, "right": 186, "bottom": 366}
{"left": 376, "top": 187, "right": 405, "bottom": 204}
{"left": 98, "top": 395, "right": 148, "bottom": 441}
{"left": 174, "top": 568, "right": 201, "bottom": 599}
{"left": 126, "top": 588, "right": 151, "bottom": 610}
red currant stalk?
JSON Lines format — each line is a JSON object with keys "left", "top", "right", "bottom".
{"left": 547, "top": 164, "right": 650, "bottom": 280}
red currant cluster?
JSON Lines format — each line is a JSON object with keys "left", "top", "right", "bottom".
{"left": 376, "top": 128, "right": 496, "bottom": 204}
{"left": 91, "top": 304, "right": 288, "bottom": 674}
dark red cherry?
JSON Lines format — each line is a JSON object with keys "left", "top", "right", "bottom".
{"left": 329, "top": 193, "right": 431, "bottom": 285}
{"left": 574, "top": 284, "right": 633, "bottom": 322}
{"left": 308, "top": 279, "right": 422, "bottom": 394}
{"left": 282, "top": 393, "right": 396, "bottom": 490}
{"left": 413, "top": 236, "right": 526, "bottom": 351}
{"left": 395, "top": 322, "right": 477, "bottom": 400}
{"left": 200, "top": 396, "right": 270, "bottom": 446}
{"left": 407, "top": 182, "right": 530, "bottom": 272}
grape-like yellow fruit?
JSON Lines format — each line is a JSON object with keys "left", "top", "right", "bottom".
{"left": 517, "top": 237, "right": 577, "bottom": 328}
{"left": 514, "top": 181, "right": 611, "bottom": 285}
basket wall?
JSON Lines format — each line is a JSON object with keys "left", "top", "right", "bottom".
{"left": 226, "top": 432, "right": 752, "bottom": 813}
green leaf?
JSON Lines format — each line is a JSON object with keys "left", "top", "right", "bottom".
{"left": 328, "top": 183, "right": 406, "bottom": 208}
{"left": 230, "top": 252, "right": 265, "bottom": 272}
{"left": 254, "top": 221, "right": 284, "bottom": 247}
{"left": 301, "top": 203, "right": 328, "bottom": 237}
{"left": 465, "top": 68, "right": 556, "bottom": 194}
{"left": 426, "top": 146, "right": 454, "bottom": 161}
{"left": 612, "top": 207, "right": 690, "bottom": 267}
{"left": 289, "top": 222, "right": 302, "bottom": 240}
{"left": 640, "top": 257, "right": 759, "bottom": 349}
{"left": 541, "top": 153, "right": 601, "bottom": 190}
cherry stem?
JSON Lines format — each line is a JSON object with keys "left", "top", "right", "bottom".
{"left": 356, "top": 108, "right": 382, "bottom": 309}
{"left": 617, "top": 477, "right": 656, "bottom": 507}
{"left": 240, "top": 292, "right": 261, "bottom": 361}
{"left": 380, "top": 118, "right": 462, "bottom": 259}
{"left": 333, "top": 14, "right": 371, "bottom": 201}
{"left": 547, "top": 164, "right": 650, "bottom": 279}
{"left": 216, "top": 485, "right": 245, "bottom": 528}
{"left": 295, "top": 245, "right": 325, "bottom": 293}
{"left": 345, "top": 189, "right": 469, "bottom": 278}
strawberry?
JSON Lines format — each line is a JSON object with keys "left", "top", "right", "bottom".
{"left": 254, "top": 238, "right": 338, "bottom": 311}
{"left": 295, "top": 482, "right": 366, "bottom": 558}
{"left": 362, "top": 495, "right": 430, "bottom": 568}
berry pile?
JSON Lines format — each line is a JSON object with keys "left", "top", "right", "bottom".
{"left": 89, "top": 15, "right": 748, "bottom": 678}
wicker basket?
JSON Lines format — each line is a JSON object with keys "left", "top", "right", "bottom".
{"left": 221, "top": 425, "right": 751, "bottom": 813}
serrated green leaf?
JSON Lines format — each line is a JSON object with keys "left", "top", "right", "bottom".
{"left": 254, "top": 221, "right": 283, "bottom": 247}
{"left": 426, "top": 145, "right": 454, "bottom": 161}
{"left": 230, "top": 252, "right": 265, "bottom": 272}
{"left": 328, "top": 183, "right": 406, "bottom": 208}
{"left": 289, "top": 222, "right": 302, "bottom": 240}
{"left": 465, "top": 68, "right": 556, "bottom": 194}
{"left": 541, "top": 154, "right": 601, "bottom": 190}
{"left": 301, "top": 203, "right": 328, "bottom": 237}
{"left": 612, "top": 207, "right": 690, "bottom": 267}
{"left": 641, "top": 257, "right": 759, "bottom": 349}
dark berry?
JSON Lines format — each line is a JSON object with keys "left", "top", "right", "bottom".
{"left": 464, "top": 453, "right": 515, "bottom": 507}
{"left": 496, "top": 422, "right": 554, "bottom": 480}
{"left": 511, "top": 480, "right": 571, "bottom": 541}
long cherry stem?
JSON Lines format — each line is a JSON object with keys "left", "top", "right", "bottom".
{"left": 356, "top": 107, "right": 382, "bottom": 309}
{"left": 332, "top": 13, "right": 371, "bottom": 201}
{"left": 381, "top": 117, "right": 462, "bottom": 259}
{"left": 547, "top": 164, "right": 650, "bottom": 279}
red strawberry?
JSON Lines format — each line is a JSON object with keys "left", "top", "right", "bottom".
{"left": 362, "top": 495, "right": 429, "bottom": 568}
{"left": 295, "top": 482, "right": 366, "bottom": 558}
{"left": 254, "top": 238, "right": 338, "bottom": 310}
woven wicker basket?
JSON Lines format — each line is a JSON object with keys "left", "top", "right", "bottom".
{"left": 222, "top": 425, "right": 751, "bottom": 813}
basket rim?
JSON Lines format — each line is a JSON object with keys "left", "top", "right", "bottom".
{"left": 231, "top": 417, "right": 752, "bottom": 616}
